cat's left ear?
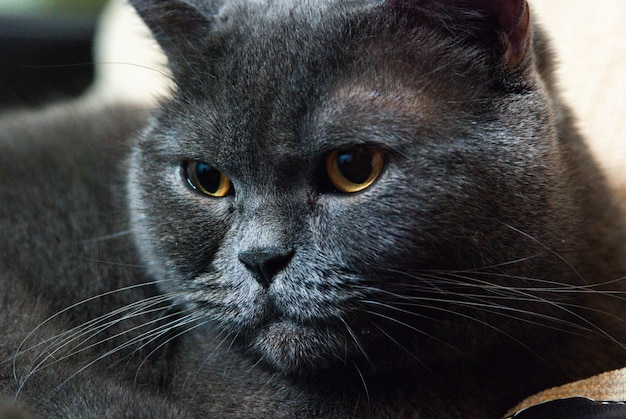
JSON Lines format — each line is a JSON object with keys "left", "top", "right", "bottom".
{"left": 129, "top": 0, "right": 213, "bottom": 76}
{"left": 469, "top": 0, "right": 530, "bottom": 69}
{"left": 388, "top": 0, "right": 531, "bottom": 69}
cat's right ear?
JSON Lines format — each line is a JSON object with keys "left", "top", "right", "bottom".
{"left": 129, "top": 0, "right": 213, "bottom": 76}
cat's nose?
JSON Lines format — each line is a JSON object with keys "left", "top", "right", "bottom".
{"left": 238, "top": 247, "right": 294, "bottom": 288}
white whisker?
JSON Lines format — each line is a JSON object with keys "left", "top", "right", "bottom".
{"left": 80, "top": 229, "right": 135, "bottom": 243}
{"left": 12, "top": 280, "right": 171, "bottom": 381}
{"left": 339, "top": 317, "right": 372, "bottom": 368}
{"left": 13, "top": 287, "right": 187, "bottom": 397}
{"left": 51, "top": 312, "right": 203, "bottom": 395}
{"left": 502, "top": 223, "right": 586, "bottom": 283}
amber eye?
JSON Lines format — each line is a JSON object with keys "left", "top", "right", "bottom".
{"left": 184, "top": 161, "right": 231, "bottom": 197}
{"left": 325, "top": 147, "right": 384, "bottom": 193}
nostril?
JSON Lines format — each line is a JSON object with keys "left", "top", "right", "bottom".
{"left": 238, "top": 247, "right": 294, "bottom": 288}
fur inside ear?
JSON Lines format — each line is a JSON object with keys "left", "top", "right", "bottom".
{"left": 129, "top": 0, "right": 212, "bottom": 76}
{"left": 469, "top": 0, "right": 530, "bottom": 68}
{"left": 387, "top": 0, "right": 531, "bottom": 69}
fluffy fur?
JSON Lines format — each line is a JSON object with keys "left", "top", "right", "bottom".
{"left": 1, "top": 1, "right": 626, "bottom": 417}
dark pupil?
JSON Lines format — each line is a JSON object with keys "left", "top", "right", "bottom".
{"left": 337, "top": 150, "right": 372, "bottom": 184}
{"left": 195, "top": 162, "right": 222, "bottom": 193}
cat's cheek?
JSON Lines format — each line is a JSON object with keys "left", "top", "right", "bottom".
{"left": 310, "top": 194, "right": 411, "bottom": 268}
{"left": 128, "top": 155, "right": 234, "bottom": 291}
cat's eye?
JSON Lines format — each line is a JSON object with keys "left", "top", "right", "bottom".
{"left": 183, "top": 161, "right": 232, "bottom": 197}
{"left": 325, "top": 147, "right": 385, "bottom": 193}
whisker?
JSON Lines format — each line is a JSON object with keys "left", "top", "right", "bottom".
{"left": 94, "top": 61, "right": 174, "bottom": 82}
{"left": 351, "top": 361, "right": 370, "bottom": 413}
{"left": 12, "top": 280, "right": 171, "bottom": 380}
{"left": 57, "top": 298, "right": 184, "bottom": 364}
{"left": 370, "top": 323, "right": 434, "bottom": 375}
{"left": 13, "top": 289, "right": 185, "bottom": 396}
{"left": 361, "top": 304, "right": 471, "bottom": 359}
{"left": 65, "top": 254, "right": 151, "bottom": 269}
{"left": 17, "top": 292, "right": 177, "bottom": 366}
{"left": 371, "top": 268, "right": 626, "bottom": 336}
{"left": 133, "top": 312, "right": 209, "bottom": 386}
{"left": 51, "top": 312, "right": 203, "bottom": 395}
{"left": 364, "top": 300, "right": 548, "bottom": 363}
{"left": 357, "top": 280, "right": 612, "bottom": 337}
{"left": 80, "top": 229, "right": 135, "bottom": 243}
{"left": 339, "top": 317, "right": 372, "bottom": 368}
{"left": 502, "top": 223, "right": 586, "bottom": 283}
{"left": 177, "top": 329, "right": 239, "bottom": 399}
{"left": 439, "top": 271, "right": 626, "bottom": 297}
{"left": 379, "top": 267, "right": 625, "bottom": 298}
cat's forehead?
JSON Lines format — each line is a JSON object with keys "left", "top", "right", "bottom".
{"left": 172, "top": 78, "right": 440, "bottom": 175}
{"left": 157, "top": 0, "right": 496, "bottom": 170}
{"left": 214, "top": 0, "right": 381, "bottom": 22}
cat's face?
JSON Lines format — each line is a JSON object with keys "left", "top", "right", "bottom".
{"left": 128, "top": 0, "right": 580, "bottom": 375}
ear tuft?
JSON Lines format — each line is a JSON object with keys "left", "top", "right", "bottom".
{"left": 471, "top": 0, "right": 530, "bottom": 68}
{"left": 129, "top": 0, "right": 212, "bottom": 75}
{"left": 385, "top": 0, "right": 531, "bottom": 69}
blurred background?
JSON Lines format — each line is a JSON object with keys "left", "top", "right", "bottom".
{"left": 0, "top": 0, "right": 106, "bottom": 108}
{"left": 533, "top": 0, "right": 626, "bottom": 195}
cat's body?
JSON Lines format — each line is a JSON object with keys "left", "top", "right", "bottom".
{"left": 0, "top": 103, "right": 186, "bottom": 417}
{"left": 2, "top": 0, "right": 626, "bottom": 418}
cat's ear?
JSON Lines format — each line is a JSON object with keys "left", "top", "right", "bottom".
{"left": 469, "top": 0, "right": 530, "bottom": 69}
{"left": 389, "top": 0, "right": 530, "bottom": 69}
{"left": 129, "top": 0, "right": 213, "bottom": 75}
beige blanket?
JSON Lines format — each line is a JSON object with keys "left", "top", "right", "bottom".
{"left": 534, "top": 1, "right": 626, "bottom": 196}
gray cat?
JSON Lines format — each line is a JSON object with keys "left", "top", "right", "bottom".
{"left": 1, "top": 0, "right": 626, "bottom": 417}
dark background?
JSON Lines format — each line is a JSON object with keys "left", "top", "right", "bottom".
{"left": 0, "top": 2, "right": 105, "bottom": 110}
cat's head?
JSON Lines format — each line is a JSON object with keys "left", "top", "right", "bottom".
{"left": 127, "top": 0, "right": 585, "bottom": 376}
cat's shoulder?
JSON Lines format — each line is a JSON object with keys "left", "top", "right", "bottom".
{"left": 0, "top": 100, "right": 148, "bottom": 152}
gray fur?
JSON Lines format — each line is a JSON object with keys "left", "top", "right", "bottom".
{"left": 2, "top": 1, "right": 626, "bottom": 417}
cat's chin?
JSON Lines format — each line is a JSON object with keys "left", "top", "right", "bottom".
{"left": 248, "top": 318, "right": 351, "bottom": 376}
